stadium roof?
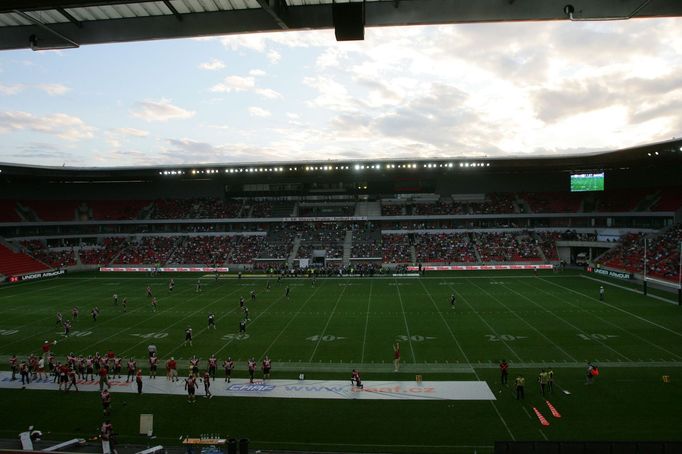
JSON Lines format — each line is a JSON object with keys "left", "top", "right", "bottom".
{"left": 1, "top": 0, "right": 682, "bottom": 51}
{"left": 1, "top": 137, "right": 680, "bottom": 179}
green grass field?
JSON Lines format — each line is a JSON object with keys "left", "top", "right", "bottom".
{"left": 1, "top": 270, "right": 681, "bottom": 453}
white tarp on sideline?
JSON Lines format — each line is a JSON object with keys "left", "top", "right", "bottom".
{"left": 0, "top": 373, "right": 495, "bottom": 401}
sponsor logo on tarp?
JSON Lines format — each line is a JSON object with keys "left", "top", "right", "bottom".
{"left": 227, "top": 383, "right": 275, "bottom": 392}
{"left": 407, "top": 264, "right": 553, "bottom": 271}
{"left": 100, "top": 267, "right": 230, "bottom": 273}
{"left": 10, "top": 269, "right": 66, "bottom": 282}
{"left": 587, "top": 267, "right": 632, "bottom": 280}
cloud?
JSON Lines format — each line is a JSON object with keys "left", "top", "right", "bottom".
{"left": 0, "top": 83, "right": 25, "bottom": 95}
{"left": 130, "top": 98, "right": 195, "bottom": 122}
{"left": 0, "top": 111, "right": 95, "bottom": 141}
{"left": 113, "top": 127, "right": 149, "bottom": 137}
{"left": 36, "top": 83, "right": 70, "bottom": 96}
{"left": 210, "top": 75, "right": 255, "bottom": 93}
{"left": 254, "top": 88, "right": 282, "bottom": 99}
{"left": 249, "top": 69, "right": 266, "bottom": 77}
{"left": 267, "top": 50, "right": 281, "bottom": 64}
{"left": 248, "top": 107, "right": 271, "bottom": 117}
{"left": 210, "top": 75, "right": 281, "bottom": 99}
{"left": 198, "top": 58, "right": 226, "bottom": 71}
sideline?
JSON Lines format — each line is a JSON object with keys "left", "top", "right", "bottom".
{"left": 0, "top": 373, "right": 495, "bottom": 401}
{"left": 579, "top": 274, "right": 678, "bottom": 305}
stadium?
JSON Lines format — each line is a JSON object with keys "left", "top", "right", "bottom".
{"left": 1, "top": 1, "right": 682, "bottom": 454}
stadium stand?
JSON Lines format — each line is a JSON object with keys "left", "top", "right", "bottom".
{"left": 535, "top": 231, "right": 561, "bottom": 261}
{"left": 382, "top": 234, "right": 412, "bottom": 263}
{"left": 0, "top": 200, "right": 21, "bottom": 221}
{"left": 112, "top": 237, "right": 178, "bottom": 265}
{"left": 473, "top": 232, "right": 542, "bottom": 262}
{"left": 19, "top": 200, "right": 81, "bottom": 221}
{"left": 414, "top": 233, "right": 477, "bottom": 263}
{"left": 0, "top": 243, "right": 51, "bottom": 276}
{"left": 87, "top": 200, "right": 151, "bottom": 220}
{"left": 167, "top": 236, "right": 236, "bottom": 265}
{"left": 20, "top": 240, "right": 76, "bottom": 268}
{"left": 79, "top": 238, "right": 128, "bottom": 265}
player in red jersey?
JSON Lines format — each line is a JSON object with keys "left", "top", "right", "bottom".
{"left": 113, "top": 357, "right": 122, "bottom": 378}
{"left": 167, "top": 357, "right": 178, "bottom": 382}
{"left": 223, "top": 357, "right": 234, "bottom": 383}
{"left": 126, "top": 358, "right": 137, "bottom": 382}
{"left": 66, "top": 369, "right": 79, "bottom": 392}
{"left": 500, "top": 359, "right": 509, "bottom": 385}
{"left": 393, "top": 342, "right": 401, "bottom": 372}
{"left": 72, "top": 306, "right": 79, "bottom": 321}
{"left": 19, "top": 360, "right": 30, "bottom": 387}
{"left": 351, "top": 369, "right": 363, "bottom": 389}
{"left": 208, "top": 355, "right": 217, "bottom": 380}
{"left": 101, "top": 389, "right": 112, "bottom": 415}
{"left": 201, "top": 371, "right": 212, "bottom": 398}
{"left": 184, "top": 374, "right": 197, "bottom": 403}
{"left": 248, "top": 358, "right": 257, "bottom": 383}
{"left": 262, "top": 356, "right": 272, "bottom": 380}
{"left": 136, "top": 369, "right": 143, "bottom": 394}
{"left": 190, "top": 356, "right": 200, "bottom": 376}
{"left": 9, "top": 354, "right": 18, "bottom": 381}
{"left": 149, "top": 354, "right": 158, "bottom": 379}
{"left": 146, "top": 286, "right": 153, "bottom": 298}
{"left": 58, "top": 363, "right": 69, "bottom": 391}
{"left": 99, "top": 365, "right": 110, "bottom": 391}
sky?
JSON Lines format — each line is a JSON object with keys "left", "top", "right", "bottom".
{"left": 0, "top": 17, "right": 681, "bottom": 168}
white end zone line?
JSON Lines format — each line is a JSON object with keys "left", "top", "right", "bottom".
{"left": 579, "top": 274, "right": 678, "bottom": 305}
{"left": 543, "top": 277, "right": 682, "bottom": 338}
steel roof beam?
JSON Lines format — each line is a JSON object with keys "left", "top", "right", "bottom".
{"left": 256, "top": 0, "right": 289, "bottom": 30}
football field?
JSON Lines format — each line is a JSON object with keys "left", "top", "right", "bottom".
{"left": 1, "top": 270, "right": 681, "bottom": 453}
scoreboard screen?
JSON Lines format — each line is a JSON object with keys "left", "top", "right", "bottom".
{"left": 570, "top": 172, "right": 604, "bottom": 192}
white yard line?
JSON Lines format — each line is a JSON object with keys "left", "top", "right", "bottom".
{"left": 394, "top": 277, "right": 417, "bottom": 363}
{"left": 257, "top": 285, "right": 325, "bottom": 360}
{"left": 465, "top": 278, "right": 578, "bottom": 362}
{"left": 0, "top": 279, "right": 145, "bottom": 351}
{"left": 520, "top": 279, "right": 682, "bottom": 361}
{"left": 580, "top": 274, "right": 677, "bottom": 305}
{"left": 417, "top": 279, "right": 516, "bottom": 441}
{"left": 502, "top": 283, "right": 632, "bottom": 361}
{"left": 307, "top": 282, "right": 349, "bottom": 362}
{"left": 543, "top": 277, "right": 682, "bottom": 338}
{"left": 119, "top": 285, "right": 243, "bottom": 358}
{"left": 360, "top": 280, "right": 373, "bottom": 363}
{"left": 455, "top": 286, "right": 524, "bottom": 363}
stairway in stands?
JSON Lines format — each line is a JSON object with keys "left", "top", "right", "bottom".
{"left": 0, "top": 243, "right": 51, "bottom": 277}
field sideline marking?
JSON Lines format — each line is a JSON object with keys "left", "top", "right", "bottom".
{"left": 119, "top": 283, "right": 243, "bottom": 358}
{"left": 257, "top": 284, "right": 325, "bottom": 360}
{"left": 394, "top": 277, "right": 417, "bottom": 363}
{"left": 418, "top": 279, "right": 516, "bottom": 441}
{"left": 579, "top": 274, "right": 678, "bottom": 305}
{"left": 502, "top": 283, "right": 632, "bottom": 361}
{"left": 0, "top": 276, "right": 168, "bottom": 352}
{"left": 0, "top": 280, "right": 112, "bottom": 349}
{"left": 542, "top": 277, "right": 682, "bottom": 338}
{"left": 360, "top": 280, "right": 373, "bottom": 363}
{"left": 81, "top": 278, "right": 230, "bottom": 355}
{"left": 520, "top": 279, "right": 682, "bottom": 361}
{"left": 308, "top": 281, "right": 349, "bottom": 362}
{"left": 455, "top": 284, "right": 524, "bottom": 362}
{"left": 465, "top": 278, "right": 578, "bottom": 362}
{"left": 212, "top": 291, "right": 289, "bottom": 358}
